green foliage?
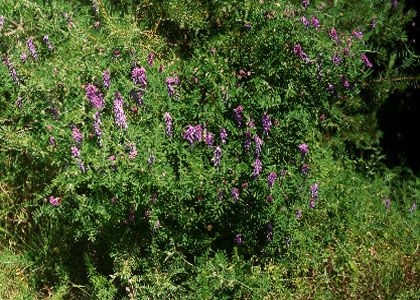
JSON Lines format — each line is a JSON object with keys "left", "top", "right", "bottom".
{"left": 1, "top": 0, "right": 419, "bottom": 298}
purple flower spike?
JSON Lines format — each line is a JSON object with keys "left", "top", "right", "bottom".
{"left": 49, "top": 136, "right": 56, "bottom": 147}
{"left": 341, "top": 75, "right": 351, "bottom": 89}
{"left": 2, "top": 56, "right": 19, "bottom": 84}
{"left": 310, "top": 198, "right": 315, "bottom": 208}
{"left": 20, "top": 52, "right": 27, "bottom": 63}
{"left": 252, "top": 158, "right": 263, "bottom": 178}
{"left": 212, "top": 146, "right": 222, "bottom": 166}
{"left": 266, "top": 223, "right": 273, "bottom": 242}
{"left": 310, "top": 183, "right": 319, "bottom": 199}
{"left": 27, "top": 38, "right": 38, "bottom": 61}
{"left": 93, "top": 112, "right": 102, "bottom": 139}
{"left": 301, "top": 16, "right": 309, "bottom": 28}
{"left": 385, "top": 198, "right": 391, "bottom": 209}
{"left": 113, "top": 91, "right": 128, "bottom": 130}
{"left": 127, "top": 142, "right": 137, "bottom": 159}
{"left": 231, "top": 188, "right": 240, "bottom": 202}
{"left": 71, "top": 127, "right": 83, "bottom": 143}
{"left": 254, "top": 135, "right": 264, "bottom": 158}
{"left": 266, "top": 195, "right": 273, "bottom": 203}
{"left": 166, "top": 76, "right": 179, "bottom": 97}
{"left": 183, "top": 125, "right": 195, "bottom": 145}
{"left": 194, "top": 124, "right": 203, "bottom": 142}
{"left": 85, "top": 83, "right": 104, "bottom": 110}
{"left": 352, "top": 31, "right": 364, "bottom": 39}
{"left": 302, "top": 0, "right": 309, "bottom": 9}
{"left": 233, "top": 105, "right": 244, "bottom": 127}
{"left": 298, "top": 143, "right": 309, "bottom": 158}
{"left": 262, "top": 112, "right": 272, "bottom": 135}
{"left": 0, "top": 16, "right": 4, "bottom": 29}
{"left": 361, "top": 54, "right": 373, "bottom": 68}
{"left": 244, "top": 130, "right": 251, "bottom": 151}
{"left": 49, "top": 196, "right": 62, "bottom": 207}
{"left": 147, "top": 52, "right": 155, "bottom": 66}
{"left": 103, "top": 69, "right": 110, "bottom": 89}
{"left": 329, "top": 28, "right": 339, "bottom": 43}
{"left": 409, "top": 202, "right": 416, "bottom": 213}
{"left": 301, "top": 164, "right": 310, "bottom": 175}
{"left": 296, "top": 208, "right": 302, "bottom": 220}
{"left": 131, "top": 66, "right": 147, "bottom": 86}
{"left": 220, "top": 128, "right": 228, "bottom": 144}
{"left": 332, "top": 52, "right": 342, "bottom": 65}
{"left": 204, "top": 130, "right": 214, "bottom": 147}
{"left": 327, "top": 83, "right": 336, "bottom": 96}
{"left": 294, "top": 43, "right": 310, "bottom": 63}
{"left": 71, "top": 146, "right": 81, "bottom": 158}
{"left": 234, "top": 233, "right": 243, "bottom": 245}
{"left": 311, "top": 16, "right": 319, "bottom": 30}
{"left": 391, "top": 0, "right": 398, "bottom": 9}
{"left": 43, "top": 35, "right": 54, "bottom": 51}
{"left": 267, "top": 172, "right": 277, "bottom": 189}
{"left": 16, "top": 96, "right": 23, "bottom": 108}
{"left": 164, "top": 112, "right": 173, "bottom": 137}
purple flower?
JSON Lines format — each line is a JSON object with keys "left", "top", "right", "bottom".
{"left": 234, "top": 233, "right": 243, "bottom": 245}
{"left": 194, "top": 124, "right": 203, "bottom": 142}
{"left": 147, "top": 154, "right": 156, "bottom": 165}
{"left": 113, "top": 91, "right": 128, "bottom": 130}
{"left": 302, "top": 0, "right": 309, "bottom": 9}
{"left": 391, "top": 0, "right": 397, "bottom": 9}
{"left": 85, "top": 83, "right": 104, "bottom": 110}
{"left": 301, "top": 164, "right": 309, "bottom": 175}
{"left": 409, "top": 202, "right": 416, "bottom": 213}
{"left": 352, "top": 31, "right": 363, "bottom": 39}
{"left": 49, "top": 196, "right": 61, "bottom": 207}
{"left": 293, "top": 43, "right": 310, "bottom": 63}
{"left": 385, "top": 198, "right": 391, "bottom": 209}
{"left": 27, "top": 38, "right": 38, "bottom": 61}
{"left": 103, "top": 69, "right": 110, "bottom": 89}
{"left": 0, "top": 16, "right": 4, "bottom": 29}
{"left": 252, "top": 158, "right": 263, "bottom": 178}
{"left": 204, "top": 130, "right": 214, "bottom": 147}
{"left": 43, "top": 35, "right": 54, "bottom": 51}
{"left": 16, "top": 96, "right": 23, "bottom": 108}
{"left": 262, "top": 112, "right": 272, "bottom": 134}
{"left": 2, "top": 56, "right": 19, "bottom": 84}
{"left": 147, "top": 52, "right": 155, "bottom": 66}
{"left": 296, "top": 208, "right": 302, "bottom": 220}
{"left": 164, "top": 112, "right": 173, "bottom": 137}
{"left": 266, "top": 195, "right": 273, "bottom": 203}
{"left": 131, "top": 66, "right": 147, "bottom": 86}
{"left": 341, "top": 75, "right": 351, "bottom": 89}
{"left": 231, "top": 188, "right": 240, "bottom": 202}
{"left": 71, "top": 146, "right": 80, "bottom": 158}
{"left": 254, "top": 135, "right": 264, "bottom": 158}
{"left": 20, "top": 52, "right": 27, "bottom": 63}
{"left": 212, "top": 146, "right": 222, "bottom": 166}
{"left": 267, "top": 172, "right": 277, "bottom": 189}
{"left": 220, "top": 128, "right": 227, "bottom": 144}
{"left": 311, "top": 16, "right": 319, "bottom": 30}
{"left": 266, "top": 223, "right": 273, "bottom": 242}
{"left": 301, "top": 16, "right": 309, "bottom": 28}
{"left": 244, "top": 130, "right": 251, "bottom": 151}
{"left": 310, "top": 198, "right": 315, "bottom": 208}
{"left": 370, "top": 19, "right": 377, "bottom": 29}
{"left": 361, "top": 54, "right": 373, "bottom": 68}
{"left": 130, "top": 90, "right": 144, "bottom": 106}
{"left": 329, "top": 28, "right": 339, "bottom": 43}
{"left": 158, "top": 64, "right": 165, "bottom": 73}
{"left": 49, "top": 136, "right": 56, "bottom": 147}
{"left": 210, "top": 47, "right": 216, "bottom": 55}
{"left": 183, "top": 125, "right": 195, "bottom": 145}
{"left": 127, "top": 142, "right": 138, "bottom": 159}
{"left": 93, "top": 112, "right": 102, "bottom": 139}
{"left": 310, "top": 183, "right": 319, "bottom": 199}
{"left": 233, "top": 105, "right": 244, "bottom": 127}
{"left": 327, "top": 83, "right": 336, "bottom": 95}
{"left": 166, "top": 77, "right": 179, "bottom": 97}
{"left": 71, "top": 127, "right": 83, "bottom": 143}
{"left": 332, "top": 52, "right": 342, "bottom": 65}
{"left": 298, "top": 143, "right": 309, "bottom": 158}
{"left": 77, "top": 159, "right": 86, "bottom": 173}
{"left": 244, "top": 22, "right": 252, "bottom": 30}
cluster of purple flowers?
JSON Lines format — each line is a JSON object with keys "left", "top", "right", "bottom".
{"left": 212, "top": 146, "right": 222, "bottom": 166}
{"left": 220, "top": 128, "right": 227, "bottom": 144}
{"left": 266, "top": 223, "right": 273, "bottom": 242}
{"left": 27, "top": 38, "right": 38, "bottom": 61}
{"left": 301, "top": 164, "right": 310, "bottom": 175}
{"left": 85, "top": 83, "right": 104, "bottom": 109}
{"left": 254, "top": 135, "right": 264, "bottom": 157}
{"left": 329, "top": 28, "right": 339, "bottom": 44}
{"left": 332, "top": 52, "right": 342, "bottom": 65}
{"left": 147, "top": 52, "right": 155, "bottom": 66}
{"left": 16, "top": 96, "right": 23, "bottom": 108}
{"left": 267, "top": 172, "right": 277, "bottom": 189}
{"left": 183, "top": 124, "right": 220, "bottom": 149}
{"left": 93, "top": 112, "right": 102, "bottom": 141}
{"left": 103, "top": 69, "right": 110, "bottom": 89}
{"left": 2, "top": 56, "right": 19, "bottom": 84}
{"left": 233, "top": 105, "right": 244, "bottom": 127}
{"left": 310, "top": 183, "right": 319, "bottom": 208}
{"left": 164, "top": 112, "right": 173, "bottom": 137}
{"left": 113, "top": 91, "right": 128, "bottom": 130}
{"left": 293, "top": 43, "right": 310, "bottom": 63}
{"left": 262, "top": 112, "right": 272, "bottom": 135}
{"left": 43, "top": 35, "right": 54, "bottom": 51}
{"left": 234, "top": 233, "right": 243, "bottom": 245}
{"left": 301, "top": 16, "right": 309, "bottom": 28}
{"left": 302, "top": 0, "right": 310, "bottom": 9}
{"left": 127, "top": 142, "right": 138, "bottom": 160}
{"left": 231, "top": 188, "right": 240, "bottom": 202}
{"left": 361, "top": 54, "right": 373, "bottom": 68}
{"left": 0, "top": 16, "right": 4, "bottom": 29}
{"left": 352, "top": 31, "right": 364, "bottom": 39}
{"left": 131, "top": 66, "right": 147, "bottom": 86}
{"left": 20, "top": 52, "right": 27, "bottom": 63}
{"left": 252, "top": 158, "right": 263, "bottom": 178}
{"left": 166, "top": 77, "right": 179, "bottom": 97}
{"left": 49, "top": 196, "right": 61, "bottom": 207}
{"left": 298, "top": 143, "right": 309, "bottom": 159}
{"left": 311, "top": 16, "right": 319, "bottom": 30}
{"left": 71, "top": 126, "right": 83, "bottom": 143}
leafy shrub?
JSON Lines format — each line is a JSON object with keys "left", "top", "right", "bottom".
{"left": 1, "top": 0, "right": 418, "bottom": 298}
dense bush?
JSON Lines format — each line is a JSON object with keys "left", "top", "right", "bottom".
{"left": 1, "top": 0, "right": 418, "bottom": 298}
